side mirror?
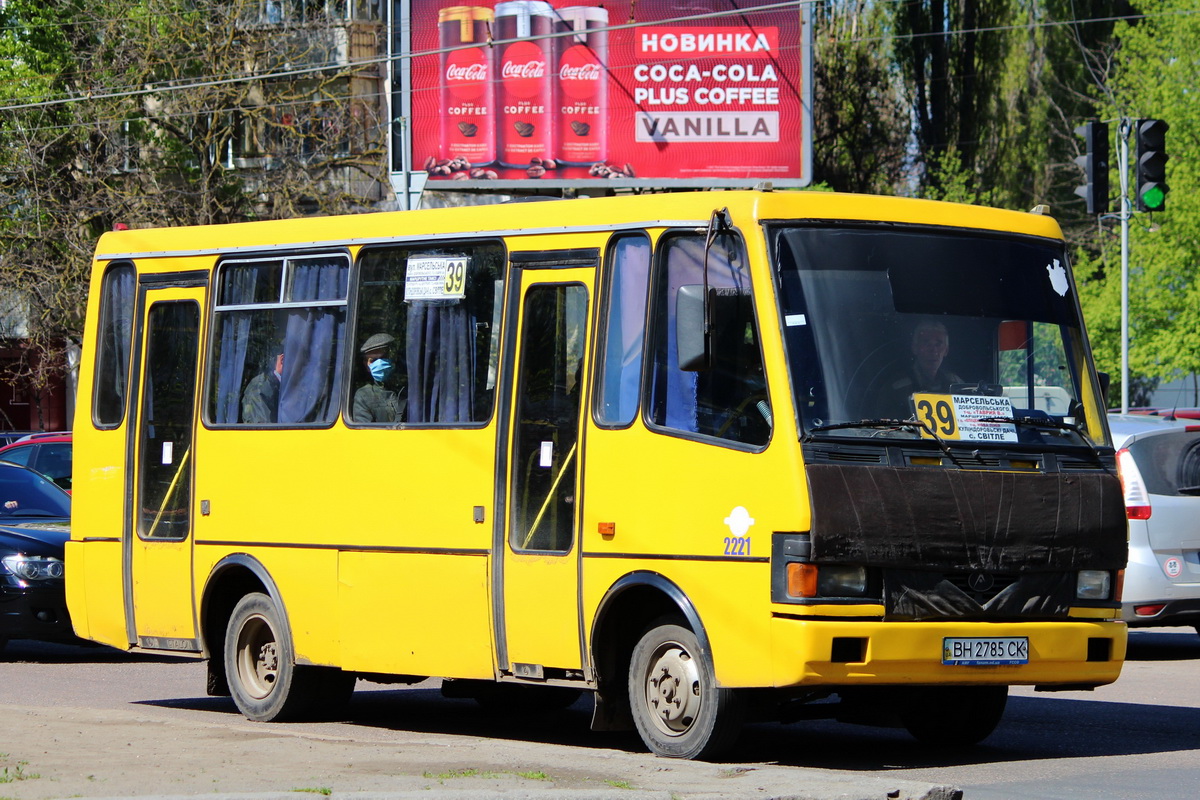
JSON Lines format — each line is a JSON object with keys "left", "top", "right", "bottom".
{"left": 676, "top": 284, "right": 710, "bottom": 371}
{"left": 1097, "top": 371, "right": 1111, "bottom": 406}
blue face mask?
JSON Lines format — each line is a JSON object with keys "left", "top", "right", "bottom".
{"left": 369, "top": 358, "right": 393, "bottom": 383}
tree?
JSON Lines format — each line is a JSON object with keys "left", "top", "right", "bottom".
{"left": 892, "top": 0, "right": 1131, "bottom": 221}
{"left": 810, "top": 1, "right": 909, "bottom": 194}
{"left": 1077, "top": 0, "right": 1200, "bottom": 398}
{"left": 0, "top": 0, "right": 388, "bottom": 415}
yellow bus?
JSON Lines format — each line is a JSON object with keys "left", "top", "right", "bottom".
{"left": 66, "top": 189, "right": 1127, "bottom": 759}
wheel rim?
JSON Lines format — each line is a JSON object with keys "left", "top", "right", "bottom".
{"left": 235, "top": 612, "right": 279, "bottom": 700}
{"left": 641, "top": 639, "right": 703, "bottom": 738}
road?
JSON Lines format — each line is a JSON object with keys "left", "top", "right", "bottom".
{"left": 1, "top": 628, "right": 1198, "bottom": 799}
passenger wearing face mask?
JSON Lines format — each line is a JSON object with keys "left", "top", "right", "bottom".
{"left": 352, "top": 333, "right": 405, "bottom": 423}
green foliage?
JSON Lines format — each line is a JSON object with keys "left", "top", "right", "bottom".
{"left": 1077, "top": 0, "right": 1200, "bottom": 397}
{"left": 811, "top": 1, "right": 909, "bottom": 193}
{"left": 0, "top": 0, "right": 385, "bottom": 400}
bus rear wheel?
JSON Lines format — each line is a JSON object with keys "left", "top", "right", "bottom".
{"left": 224, "top": 592, "right": 354, "bottom": 722}
{"left": 899, "top": 685, "right": 1008, "bottom": 746}
{"left": 627, "top": 621, "right": 743, "bottom": 760}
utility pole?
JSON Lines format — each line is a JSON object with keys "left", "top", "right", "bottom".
{"left": 1117, "top": 119, "right": 1131, "bottom": 414}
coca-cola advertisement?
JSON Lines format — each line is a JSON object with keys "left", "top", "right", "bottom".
{"left": 409, "top": 0, "right": 811, "bottom": 187}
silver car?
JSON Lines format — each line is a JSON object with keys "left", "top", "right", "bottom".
{"left": 1109, "top": 413, "right": 1200, "bottom": 634}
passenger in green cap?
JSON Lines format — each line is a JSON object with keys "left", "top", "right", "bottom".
{"left": 352, "top": 332, "right": 404, "bottom": 423}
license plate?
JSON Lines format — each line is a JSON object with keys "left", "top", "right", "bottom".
{"left": 942, "top": 637, "right": 1029, "bottom": 665}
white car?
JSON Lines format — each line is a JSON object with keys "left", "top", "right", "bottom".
{"left": 1108, "top": 413, "right": 1200, "bottom": 634}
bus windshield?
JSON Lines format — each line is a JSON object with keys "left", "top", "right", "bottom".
{"left": 770, "top": 224, "right": 1108, "bottom": 448}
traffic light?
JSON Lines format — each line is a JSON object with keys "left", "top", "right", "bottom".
{"left": 1135, "top": 118, "right": 1169, "bottom": 212}
{"left": 1074, "top": 121, "right": 1109, "bottom": 215}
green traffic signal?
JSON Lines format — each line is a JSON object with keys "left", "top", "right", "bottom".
{"left": 1140, "top": 183, "right": 1166, "bottom": 211}
{"left": 1135, "top": 118, "right": 1169, "bottom": 212}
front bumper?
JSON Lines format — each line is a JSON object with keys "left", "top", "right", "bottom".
{"left": 769, "top": 616, "right": 1127, "bottom": 688}
{"left": 0, "top": 580, "right": 75, "bottom": 643}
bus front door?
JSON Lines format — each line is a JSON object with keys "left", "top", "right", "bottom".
{"left": 124, "top": 284, "right": 204, "bottom": 650}
{"left": 498, "top": 271, "right": 591, "bottom": 677}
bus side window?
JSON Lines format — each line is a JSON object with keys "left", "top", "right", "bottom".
{"left": 207, "top": 254, "right": 349, "bottom": 426}
{"left": 93, "top": 262, "right": 136, "bottom": 428}
{"left": 594, "top": 233, "right": 651, "bottom": 427}
{"left": 350, "top": 242, "right": 504, "bottom": 426}
{"left": 647, "top": 233, "right": 769, "bottom": 447}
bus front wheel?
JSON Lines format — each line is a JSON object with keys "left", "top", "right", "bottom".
{"left": 224, "top": 592, "right": 354, "bottom": 722}
{"left": 627, "top": 621, "right": 743, "bottom": 760}
{"left": 899, "top": 685, "right": 1008, "bottom": 746}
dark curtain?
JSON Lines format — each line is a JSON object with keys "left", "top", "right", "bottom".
{"left": 278, "top": 259, "right": 348, "bottom": 424}
{"left": 405, "top": 302, "right": 474, "bottom": 423}
{"left": 212, "top": 268, "right": 261, "bottom": 424}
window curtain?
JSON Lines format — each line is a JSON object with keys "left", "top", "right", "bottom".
{"left": 212, "top": 268, "right": 261, "bottom": 424}
{"left": 278, "top": 259, "right": 348, "bottom": 424}
{"left": 405, "top": 302, "right": 474, "bottom": 423}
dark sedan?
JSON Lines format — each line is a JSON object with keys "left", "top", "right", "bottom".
{"left": 0, "top": 462, "right": 73, "bottom": 653}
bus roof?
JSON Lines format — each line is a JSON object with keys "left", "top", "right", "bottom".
{"left": 94, "top": 190, "right": 1065, "bottom": 263}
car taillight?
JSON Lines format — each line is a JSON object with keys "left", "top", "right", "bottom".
{"left": 1116, "top": 448, "right": 1152, "bottom": 519}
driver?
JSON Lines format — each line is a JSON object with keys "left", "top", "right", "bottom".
{"left": 872, "top": 320, "right": 962, "bottom": 419}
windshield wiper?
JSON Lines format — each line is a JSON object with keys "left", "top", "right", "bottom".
{"left": 806, "top": 418, "right": 918, "bottom": 436}
{"left": 806, "top": 418, "right": 964, "bottom": 466}
{"left": 987, "top": 416, "right": 1092, "bottom": 444}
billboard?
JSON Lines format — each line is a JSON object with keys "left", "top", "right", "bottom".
{"left": 405, "top": 0, "right": 812, "bottom": 189}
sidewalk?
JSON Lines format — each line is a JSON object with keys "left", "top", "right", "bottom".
{"left": 3, "top": 704, "right": 962, "bottom": 800}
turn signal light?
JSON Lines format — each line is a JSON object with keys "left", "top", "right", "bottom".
{"left": 786, "top": 562, "right": 817, "bottom": 598}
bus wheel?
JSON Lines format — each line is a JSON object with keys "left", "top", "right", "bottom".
{"left": 627, "top": 621, "right": 743, "bottom": 760}
{"left": 899, "top": 686, "right": 1008, "bottom": 746}
{"left": 225, "top": 592, "right": 309, "bottom": 722}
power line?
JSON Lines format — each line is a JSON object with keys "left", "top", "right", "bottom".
{"left": 3, "top": 1, "right": 1187, "bottom": 113}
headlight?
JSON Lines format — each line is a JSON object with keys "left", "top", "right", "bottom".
{"left": 1, "top": 554, "right": 65, "bottom": 581}
{"left": 817, "top": 565, "right": 869, "bottom": 597}
{"left": 1076, "top": 569, "right": 1111, "bottom": 600}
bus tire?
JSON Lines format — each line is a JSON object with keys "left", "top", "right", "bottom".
{"left": 627, "top": 621, "right": 743, "bottom": 760}
{"left": 224, "top": 592, "right": 311, "bottom": 722}
{"left": 899, "top": 685, "right": 1008, "bottom": 747}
